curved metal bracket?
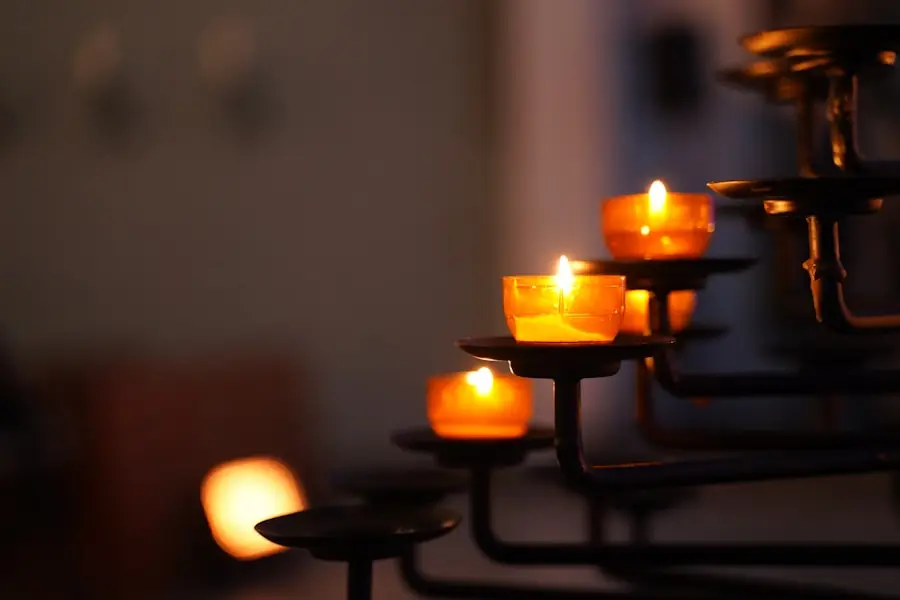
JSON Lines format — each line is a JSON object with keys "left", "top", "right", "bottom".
{"left": 554, "top": 379, "right": 900, "bottom": 492}
{"left": 824, "top": 69, "right": 900, "bottom": 177}
{"left": 397, "top": 495, "right": 891, "bottom": 600}
{"left": 347, "top": 559, "right": 373, "bottom": 600}
{"left": 804, "top": 214, "right": 900, "bottom": 333}
{"left": 634, "top": 360, "right": 900, "bottom": 451}
{"left": 646, "top": 293, "right": 900, "bottom": 394}
{"left": 468, "top": 461, "right": 900, "bottom": 566}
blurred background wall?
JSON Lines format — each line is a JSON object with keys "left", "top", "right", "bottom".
{"left": 0, "top": 0, "right": 495, "bottom": 468}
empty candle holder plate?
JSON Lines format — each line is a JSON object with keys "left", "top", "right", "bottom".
{"left": 332, "top": 468, "right": 469, "bottom": 507}
{"left": 255, "top": 505, "right": 461, "bottom": 561}
{"left": 569, "top": 259, "right": 757, "bottom": 292}
{"left": 391, "top": 427, "right": 555, "bottom": 469}
{"left": 708, "top": 177, "right": 900, "bottom": 216}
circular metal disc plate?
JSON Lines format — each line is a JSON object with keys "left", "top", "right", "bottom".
{"left": 255, "top": 505, "right": 460, "bottom": 561}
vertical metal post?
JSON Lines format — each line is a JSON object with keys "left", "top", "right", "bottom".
{"left": 347, "top": 559, "right": 373, "bottom": 600}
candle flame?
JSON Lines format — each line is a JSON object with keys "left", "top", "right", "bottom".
{"left": 465, "top": 366, "right": 494, "bottom": 396}
{"left": 555, "top": 255, "right": 574, "bottom": 294}
{"left": 648, "top": 180, "right": 667, "bottom": 215}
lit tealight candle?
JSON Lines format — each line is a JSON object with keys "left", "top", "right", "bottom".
{"left": 602, "top": 180, "right": 714, "bottom": 259}
{"left": 620, "top": 290, "right": 697, "bottom": 335}
{"left": 427, "top": 366, "right": 533, "bottom": 438}
{"left": 503, "top": 256, "right": 625, "bottom": 343}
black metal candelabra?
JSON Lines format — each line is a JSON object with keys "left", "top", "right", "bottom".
{"left": 254, "top": 24, "right": 900, "bottom": 600}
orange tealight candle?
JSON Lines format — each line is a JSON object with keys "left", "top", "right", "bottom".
{"left": 602, "top": 180, "right": 714, "bottom": 259}
{"left": 620, "top": 290, "right": 697, "bottom": 335}
{"left": 427, "top": 367, "right": 533, "bottom": 438}
{"left": 503, "top": 256, "right": 625, "bottom": 343}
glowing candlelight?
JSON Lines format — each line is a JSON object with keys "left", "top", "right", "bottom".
{"left": 503, "top": 256, "right": 625, "bottom": 343}
{"left": 427, "top": 367, "right": 533, "bottom": 438}
{"left": 602, "top": 180, "right": 714, "bottom": 259}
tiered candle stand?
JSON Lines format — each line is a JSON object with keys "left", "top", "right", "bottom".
{"left": 375, "top": 332, "right": 900, "bottom": 598}
{"left": 456, "top": 335, "right": 900, "bottom": 521}
{"left": 332, "top": 440, "right": 884, "bottom": 600}
{"left": 254, "top": 24, "right": 900, "bottom": 600}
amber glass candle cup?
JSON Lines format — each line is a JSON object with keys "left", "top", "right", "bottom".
{"left": 602, "top": 181, "right": 714, "bottom": 259}
{"left": 427, "top": 367, "right": 533, "bottom": 439}
{"left": 503, "top": 271, "right": 625, "bottom": 343}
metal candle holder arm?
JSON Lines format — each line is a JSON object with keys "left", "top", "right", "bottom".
{"left": 551, "top": 376, "right": 900, "bottom": 491}
{"left": 386, "top": 431, "right": 900, "bottom": 598}
{"left": 804, "top": 213, "right": 900, "bottom": 333}
{"left": 576, "top": 258, "right": 900, "bottom": 397}
{"left": 634, "top": 271, "right": 900, "bottom": 450}
{"left": 711, "top": 178, "right": 900, "bottom": 335}
{"left": 634, "top": 359, "right": 900, "bottom": 452}
{"left": 646, "top": 291, "right": 900, "bottom": 396}
{"left": 466, "top": 463, "right": 900, "bottom": 567}
{"left": 456, "top": 337, "right": 900, "bottom": 492}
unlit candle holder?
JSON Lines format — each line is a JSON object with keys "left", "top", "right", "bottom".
{"left": 255, "top": 505, "right": 460, "bottom": 600}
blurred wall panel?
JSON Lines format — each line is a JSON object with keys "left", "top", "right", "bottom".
{"left": 0, "top": 0, "right": 494, "bottom": 468}
{"left": 491, "top": 0, "right": 633, "bottom": 448}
